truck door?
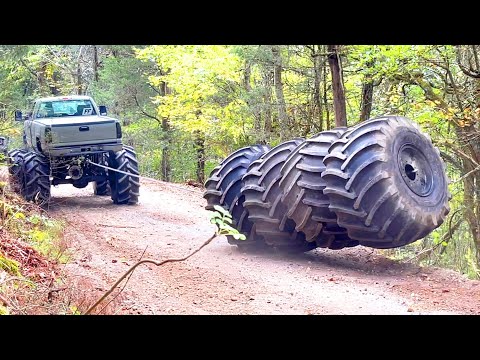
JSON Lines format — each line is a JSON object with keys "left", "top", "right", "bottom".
{"left": 23, "top": 101, "right": 37, "bottom": 148}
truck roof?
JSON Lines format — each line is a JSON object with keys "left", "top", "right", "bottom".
{"left": 35, "top": 95, "right": 93, "bottom": 102}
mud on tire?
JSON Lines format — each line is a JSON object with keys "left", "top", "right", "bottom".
{"left": 108, "top": 146, "right": 140, "bottom": 205}
{"left": 321, "top": 116, "right": 450, "bottom": 249}
{"left": 23, "top": 152, "right": 51, "bottom": 206}
{"left": 203, "top": 145, "right": 270, "bottom": 249}
{"left": 279, "top": 128, "right": 357, "bottom": 250}
{"left": 241, "top": 139, "right": 316, "bottom": 252}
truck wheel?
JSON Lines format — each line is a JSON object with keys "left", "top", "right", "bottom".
{"left": 93, "top": 179, "right": 110, "bottom": 196}
{"left": 203, "top": 145, "right": 270, "bottom": 249}
{"left": 242, "top": 139, "right": 316, "bottom": 252}
{"left": 93, "top": 154, "right": 111, "bottom": 196}
{"left": 108, "top": 146, "right": 140, "bottom": 205}
{"left": 7, "top": 149, "right": 27, "bottom": 194}
{"left": 279, "top": 128, "right": 358, "bottom": 250}
{"left": 321, "top": 116, "right": 451, "bottom": 249}
{"left": 23, "top": 152, "right": 51, "bottom": 206}
{"left": 7, "top": 149, "right": 25, "bottom": 174}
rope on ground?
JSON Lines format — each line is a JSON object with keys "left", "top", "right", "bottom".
{"left": 86, "top": 159, "right": 204, "bottom": 194}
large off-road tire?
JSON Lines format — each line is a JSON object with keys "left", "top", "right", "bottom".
{"left": 203, "top": 145, "right": 270, "bottom": 249}
{"left": 23, "top": 152, "right": 51, "bottom": 206}
{"left": 108, "top": 146, "right": 140, "bottom": 205}
{"left": 241, "top": 139, "right": 316, "bottom": 252}
{"left": 279, "top": 128, "right": 358, "bottom": 250}
{"left": 7, "top": 149, "right": 28, "bottom": 195}
{"left": 321, "top": 116, "right": 451, "bottom": 249}
{"left": 93, "top": 154, "right": 111, "bottom": 196}
{"left": 93, "top": 179, "right": 110, "bottom": 196}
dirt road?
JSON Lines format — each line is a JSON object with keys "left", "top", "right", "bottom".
{"left": 48, "top": 178, "right": 480, "bottom": 315}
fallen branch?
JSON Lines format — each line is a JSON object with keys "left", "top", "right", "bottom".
{"left": 84, "top": 233, "right": 218, "bottom": 315}
{"left": 97, "top": 246, "right": 149, "bottom": 314}
{"left": 95, "top": 223, "right": 139, "bottom": 229}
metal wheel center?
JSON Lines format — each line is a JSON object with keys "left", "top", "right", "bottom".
{"left": 398, "top": 144, "right": 433, "bottom": 197}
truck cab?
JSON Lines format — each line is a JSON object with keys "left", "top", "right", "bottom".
{"left": 18, "top": 95, "right": 122, "bottom": 157}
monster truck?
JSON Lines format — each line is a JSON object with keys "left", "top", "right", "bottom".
{"left": 8, "top": 95, "right": 139, "bottom": 206}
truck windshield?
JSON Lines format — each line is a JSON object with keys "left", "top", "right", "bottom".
{"left": 35, "top": 99, "right": 97, "bottom": 118}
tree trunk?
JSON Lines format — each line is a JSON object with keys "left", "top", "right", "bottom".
{"left": 194, "top": 130, "right": 206, "bottom": 184}
{"left": 76, "top": 45, "right": 84, "bottom": 95}
{"left": 262, "top": 67, "right": 273, "bottom": 141}
{"left": 271, "top": 45, "right": 290, "bottom": 140}
{"left": 161, "top": 117, "right": 171, "bottom": 182}
{"left": 93, "top": 45, "right": 99, "bottom": 82}
{"left": 360, "top": 80, "right": 374, "bottom": 122}
{"left": 457, "top": 123, "right": 480, "bottom": 264}
{"left": 311, "top": 45, "right": 324, "bottom": 132}
{"left": 76, "top": 63, "right": 83, "bottom": 95}
{"left": 327, "top": 45, "right": 347, "bottom": 127}
{"left": 159, "top": 80, "right": 171, "bottom": 182}
{"left": 50, "top": 71, "right": 60, "bottom": 96}
{"left": 244, "top": 60, "right": 262, "bottom": 140}
{"left": 323, "top": 53, "right": 331, "bottom": 130}
{"left": 462, "top": 160, "right": 480, "bottom": 262}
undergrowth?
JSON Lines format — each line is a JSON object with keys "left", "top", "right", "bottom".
{"left": 0, "top": 167, "right": 76, "bottom": 314}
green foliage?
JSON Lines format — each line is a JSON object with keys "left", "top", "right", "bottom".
{"left": 25, "top": 214, "right": 67, "bottom": 263}
{"left": 2, "top": 201, "right": 68, "bottom": 263}
{"left": 0, "top": 305, "right": 8, "bottom": 315}
{"left": 208, "top": 205, "right": 246, "bottom": 240}
{"left": 0, "top": 254, "right": 20, "bottom": 276}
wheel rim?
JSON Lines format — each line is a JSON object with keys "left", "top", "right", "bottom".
{"left": 397, "top": 144, "right": 434, "bottom": 197}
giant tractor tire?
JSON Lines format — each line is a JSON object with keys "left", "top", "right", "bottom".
{"left": 241, "top": 139, "right": 316, "bottom": 252}
{"left": 108, "top": 145, "right": 140, "bottom": 205}
{"left": 203, "top": 145, "right": 270, "bottom": 250}
{"left": 279, "top": 128, "right": 358, "bottom": 250}
{"left": 7, "top": 149, "right": 28, "bottom": 195}
{"left": 22, "top": 152, "right": 51, "bottom": 207}
{"left": 93, "top": 154, "right": 111, "bottom": 196}
{"left": 321, "top": 116, "right": 451, "bottom": 249}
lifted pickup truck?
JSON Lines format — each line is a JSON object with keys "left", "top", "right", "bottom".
{"left": 8, "top": 95, "right": 140, "bottom": 207}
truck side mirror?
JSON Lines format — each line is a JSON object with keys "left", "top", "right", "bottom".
{"left": 98, "top": 105, "right": 107, "bottom": 116}
{"left": 14, "top": 110, "right": 23, "bottom": 121}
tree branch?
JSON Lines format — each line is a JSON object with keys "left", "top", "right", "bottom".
{"left": 147, "top": 83, "right": 163, "bottom": 96}
{"left": 456, "top": 46, "right": 480, "bottom": 78}
{"left": 18, "top": 59, "right": 38, "bottom": 79}
{"left": 452, "top": 164, "right": 480, "bottom": 184}
{"left": 440, "top": 150, "right": 463, "bottom": 171}
{"left": 133, "top": 94, "right": 161, "bottom": 123}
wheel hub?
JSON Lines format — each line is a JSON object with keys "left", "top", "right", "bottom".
{"left": 398, "top": 144, "right": 433, "bottom": 197}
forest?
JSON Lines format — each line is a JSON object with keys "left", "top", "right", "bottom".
{"left": 0, "top": 44, "right": 479, "bottom": 279}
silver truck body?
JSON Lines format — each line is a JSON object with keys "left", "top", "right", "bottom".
{"left": 24, "top": 95, "right": 122, "bottom": 156}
